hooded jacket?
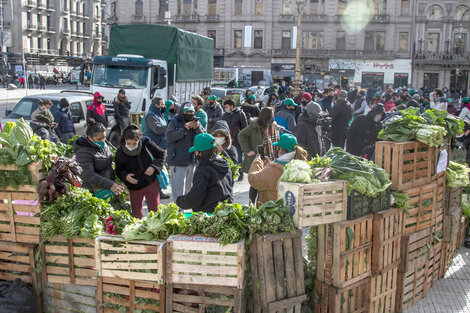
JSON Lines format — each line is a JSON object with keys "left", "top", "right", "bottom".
{"left": 30, "top": 120, "right": 59, "bottom": 143}
{"left": 293, "top": 111, "right": 322, "bottom": 159}
{"left": 211, "top": 120, "right": 238, "bottom": 163}
{"left": 238, "top": 119, "right": 265, "bottom": 173}
{"left": 87, "top": 92, "right": 108, "bottom": 127}
{"left": 330, "top": 99, "right": 352, "bottom": 133}
{"left": 53, "top": 108, "right": 75, "bottom": 137}
{"left": 176, "top": 156, "right": 233, "bottom": 213}
{"left": 115, "top": 137, "right": 166, "bottom": 190}
{"left": 346, "top": 105, "right": 384, "bottom": 156}
{"left": 73, "top": 136, "right": 115, "bottom": 192}
{"left": 144, "top": 105, "right": 167, "bottom": 149}
{"left": 275, "top": 106, "right": 296, "bottom": 132}
{"left": 221, "top": 107, "right": 247, "bottom": 147}
{"left": 113, "top": 95, "right": 131, "bottom": 125}
{"left": 242, "top": 101, "right": 260, "bottom": 120}
{"left": 203, "top": 102, "right": 223, "bottom": 131}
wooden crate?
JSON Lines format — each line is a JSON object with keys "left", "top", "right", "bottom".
{"left": 278, "top": 181, "right": 347, "bottom": 228}
{"left": 98, "top": 277, "right": 164, "bottom": 313}
{"left": 456, "top": 216, "right": 467, "bottom": 248}
{"left": 95, "top": 235, "right": 165, "bottom": 284}
{"left": 370, "top": 266, "right": 398, "bottom": 313}
{"left": 444, "top": 186, "right": 463, "bottom": 215}
{"left": 441, "top": 238, "right": 457, "bottom": 277}
{"left": 166, "top": 235, "right": 244, "bottom": 288}
{"left": 0, "top": 162, "right": 44, "bottom": 185}
{"left": 435, "top": 172, "right": 446, "bottom": 213}
{"left": 314, "top": 278, "right": 370, "bottom": 313}
{"left": 425, "top": 241, "right": 442, "bottom": 291}
{"left": 43, "top": 283, "right": 97, "bottom": 313}
{"left": 396, "top": 263, "right": 427, "bottom": 312}
{"left": 250, "top": 231, "right": 307, "bottom": 313}
{"left": 347, "top": 187, "right": 391, "bottom": 221}
{"left": 372, "top": 209, "right": 402, "bottom": 274}
{"left": 443, "top": 212, "right": 461, "bottom": 242}
{"left": 430, "top": 205, "right": 444, "bottom": 245}
{"left": 42, "top": 236, "right": 96, "bottom": 286}
{"left": 130, "top": 112, "right": 145, "bottom": 127}
{"left": 317, "top": 215, "right": 373, "bottom": 288}
{"left": 402, "top": 183, "right": 436, "bottom": 235}
{"left": 166, "top": 283, "right": 243, "bottom": 313}
{"left": 375, "top": 141, "right": 438, "bottom": 191}
{"left": 399, "top": 227, "right": 431, "bottom": 273}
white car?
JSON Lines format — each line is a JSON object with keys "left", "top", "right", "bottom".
{"left": 248, "top": 86, "right": 271, "bottom": 105}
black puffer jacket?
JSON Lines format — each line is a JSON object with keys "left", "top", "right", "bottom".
{"left": 221, "top": 107, "right": 247, "bottom": 147}
{"left": 212, "top": 120, "right": 238, "bottom": 163}
{"left": 115, "top": 137, "right": 166, "bottom": 190}
{"left": 176, "top": 157, "right": 233, "bottom": 213}
{"left": 242, "top": 101, "right": 260, "bottom": 120}
{"left": 293, "top": 112, "right": 322, "bottom": 159}
{"left": 73, "top": 136, "right": 115, "bottom": 192}
{"left": 30, "top": 121, "right": 59, "bottom": 143}
{"left": 346, "top": 105, "right": 385, "bottom": 156}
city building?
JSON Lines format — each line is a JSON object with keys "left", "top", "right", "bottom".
{"left": 1, "top": 0, "right": 109, "bottom": 72}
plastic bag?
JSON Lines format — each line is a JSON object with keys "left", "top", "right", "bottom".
{"left": 0, "top": 278, "right": 38, "bottom": 313}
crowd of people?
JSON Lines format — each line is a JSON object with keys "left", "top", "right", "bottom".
{"left": 29, "top": 82, "right": 470, "bottom": 218}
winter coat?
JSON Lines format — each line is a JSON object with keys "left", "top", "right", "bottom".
{"left": 115, "top": 137, "right": 165, "bottom": 190}
{"left": 30, "top": 120, "right": 59, "bottom": 143}
{"left": 430, "top": 98, "right": 447, "bottom": 111}
{"left": 221, "top": 107, "right": 247, "bottom": 147}
{"left": 203, "top": 102, "right": 223, "bottom": 132}
{"left": 330, "top": 99, "right": 352, "bottom": 135}
{"left": 346, "top": 106, "right": 383, "bottom": 156}
{"left": 87, "top": 92, "right": 108, "bottom": 127}
{"left": 384, "top": 100, "right": 396, "bottom": 112}
{"left": 241, "top": 102, "right": 260, "bottom": 120}
{"left": 238, "top": 119, "right": 264, "bottom": 173}
{"left": 353, "top": 98, "right": 367, "bottom": 115}
{"left": 176, "top": 156, "right": 233, "bottom": 213}
{"left": 293, "top": 112, "right": 322, "bottom": 159}
{"left": 275, "top": 107, "right": 296, "bottom": 132}
{"left": 164, "top": 104, "right": 181, "bottom": 122}
{"left": 113, "top": 96, "right": 131, "bottom": 126}
{"left": 459, "top": 106, "right": 470, "bottom": 123}
{"left": 53, "top": 108, "right": 75, "bottom": 137}
{"left": 144, "top": 105, "right": 167, "bottom": 149}
{"left": 212, "top": 120, "right": 238, "bottom": 163}
{"left": 165, "top": 114, "right": 203, "bottom": 167}
{"left": 31, "top": 108, "right": 54, "bottom": 123}
{"left": 195, "top": 109, "right": 208, "bottom": 131}
{"left": 73, "top": 136, "right": 115, "bottom": 192}
{"left": 320, "top": 97, "right": 334, "bottom": 113}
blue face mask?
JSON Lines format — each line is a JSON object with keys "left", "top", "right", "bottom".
{"left": 94, "top": 141, "right": 105, "bottom": 149}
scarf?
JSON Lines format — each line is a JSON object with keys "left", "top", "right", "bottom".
{"left": 122, "top": 140, "right": 143, "bottom": 157}
{"left": 275, "top": 151, "right": 295, "bottom": 165}
{"left": 263, "top": 125, "right": 279, "bottom": 161}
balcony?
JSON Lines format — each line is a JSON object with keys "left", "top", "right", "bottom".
{"left": 84, "top": 32, "right": 90, "bottom": 38}
{"left": 93, "top": 30, "right": 101, "bottom": 37}
{"left": 371, "top": 14, "right": 390, "bottom": 23}
{"left": 204, "top": 14, "right": 219, "bottom": 23}
{"left": 26, "top": 0, "right": 35, "bottom": 8}
{"left": 46, "top": 26, "right": 55, "bottom": 33}
{"left": 279, "top": 14, "right": 295, "bottom": 22}
{"left": 301, "top": 14, "right": 327, "bottom": 23}
{"left": 271, "top": 48, "right": 395, "bottom": 60}
{"left": 107, "top": 16, "right": 118, "bottom": 24}
{"left": 214, "top": 48, "right": 225, "bottom": 56}
{"left": 62, "top": 28, "right": 70, "bottom": 34}
{"left": 271, "top": 49, "right": 295, "bottom": 57}
{"left": 46, "top": 3, "right": 55, "bottom": 11}
{"left": 415, "top": 52, "right": 470, "bottom": 65}
{"left": 26, "top": 22, "right": 35, "bottom": 30}
{"left": 37, "top": 24, "right": 46, "bottom": 31}
{"left": 37, "top": 1, "right": 46, "bottom": 9}
{"left": 174, "top": 14, "right": 200, "bottom": 22}
{"left": 131, "top": 14, "right": 145, "bottom": 23}
{"left": 102, "top": 35, "right": 108, "bottom": 41}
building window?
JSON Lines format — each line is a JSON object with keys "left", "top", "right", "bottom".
{"left": 454, "top": 33, "right": 466, "bottom": 54}
{"left": 234, "top": 30, "right": 242, "bottom": 48}
{"left": 46, "top": 16, "right": 50, "bottom": 29}
{"left": 63, "top": 0, "right": 67, "bottom": 10}
{"left": 302, "top": 31, "right": 324, "bottom": 50}
{"left": 179, "top": 0, "right": 196, "bottom": 15}
{"left": 208, "top": 30, "right": 216, "bottom": 48}
{"left": 282, "top": 0, "right": 292, "bottom": 14}
{"left": 456, "top": 5, "right": 470, "bottom": 21}
{"left": 336, "top": 31, "right": 346, "bottom": 50}
{"left": 63, "top": 18, "right": 68, "bottom": 31}
{"left": 135, "top": 0, "right": 143, "bottom": 15}
{"left": 208, "top": 0, "right": 217, "bottom": 15}
{"left": 96, "top": 5, "right": 99, "bottom": 17}
{"left": 76, "top": 1, "right": 80, "bottom": 14}
{"left": 159, "top": 0, "right": 168, "bottom": 15}
{"left": 398, "top": 32, "right": 408, "bottom": 51}
{"left": 282, "top": 30, "right": 291, "bottom": 50}
{"left": 235, "top": 0, "right": 242, "bottom": 15}
{"left": 427, "top": 33, "right": 440, "bottom": 53}
{"left": 111, "top": 2, "right": 117, "bottom": 16}
{"left": 254, "top": 30, "right": 263, "bottom": 49}
{"left": 427, "top": 5, "right": 443, "bottom": 21}
{"left": 82, "top": 3, "right": 86, "bottom": 14}
{"left": 76, "top": 21, "right": 80, "bottom": 33}
{"left": 308, "top": 0, "right": 324, "bottom": 14}
{"left": 365, "top": 31, "right": 385, "bottom": 50}
{"left": 370, "top": 0, "right": 386, "bottom": 15}
{"left": 338, "top": 0, "right": 348, "bottom": 15}
{"left": 37, "top": 14, "right": 41, "bottom": 27}
{"left": 400, "top": 0, "right": 409, "bottom": 15}
{"left": 37, "top": 38, "right": 42, "bottom": 50}
{"left": 76, "top": 41, "right": 80, "bottom": 53}
{"left": 255, "top": 0, "right": 263, "bottom": 15}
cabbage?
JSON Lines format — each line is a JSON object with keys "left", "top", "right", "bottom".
{"left": 280, "top": 160, "right": 315, "bottom": 183}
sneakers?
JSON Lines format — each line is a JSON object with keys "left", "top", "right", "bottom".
{"left": 160, "top": 191, "right": 170, "bottom": 199}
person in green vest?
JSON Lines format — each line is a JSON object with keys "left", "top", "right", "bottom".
{"left": 191, "top": 95, "right": 208, "bottom": 131}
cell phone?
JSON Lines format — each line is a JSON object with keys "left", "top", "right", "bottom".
{"left": 257, "top": 145, "right": 265, "bottom": 159}
{"left": 192, "top": 116, "right": 200, "bottom": 122}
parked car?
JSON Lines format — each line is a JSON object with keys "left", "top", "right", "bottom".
{"left": 209, "top": 87, "right": 245, "bottom": 106}
{"left": 248, "top": 86, "right": 271, "bottom": 105}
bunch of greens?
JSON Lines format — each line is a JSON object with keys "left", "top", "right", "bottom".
{"left": 422, "top": 109, "right": 464, "bottom": 137}
{"left": 55, "top": 135, "right": 80, "bottom": 158}
{"left": 280, "top": 160, "right": 315, "bottom": 183}
{"left": 104, "top": 210, "right": 135, "bottom": 235}
{"left": 108, "top": 192, "right": 132, "bottom": 213}
{"left": 0, "top": 167, "right": 33, "bottom": 190}
{"left": 446, "top": 161, "right": 470, "bottom": 187}
{"left": 220, "top": 153, "right": 241, "bottom": 180}
{"left": 326, "top": 148, "right": 391, "bottom": 197}
{"left": 391, "top": 191, "right": 411, "bottom": 212}
{"left": 121, "top": 203, "right": 186, "bottom": 241}
{"left": 308, "top": 155, "right": 331, "bottom": 169}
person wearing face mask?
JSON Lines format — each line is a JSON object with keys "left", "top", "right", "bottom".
{"left": 164, "top": 99, "right": 180, "bottom": 122}
{"left": 278, "top": 81, "right": 288, "bottom": 97}
{"left": 53, "top": 98, "right": 76, "bottom": 143}
{"left": 295, "top": 92, "right": 312, "bottom": 122}
{"left": 115, "top": 124, "right": 165, "bottom": 218}
{"left": 74, "top": 119, "right": 124, "bottom": 198}
{"left": 176, "top": 133, "right": 233, "bottom": 213}
{"left": 222, "top": 99, "right": 247, "bottom": 166}
{"left": 191, "top": 95, "right": 208, "bottom": 131}
{"left": 166, "top": 102, "right": 204, "bottom": 201}
{"left": 353, "top": 91, "right": 368, "bottom": 116}
{"left": 320, "top": 88, "right": 334, "bottom": 113}
{"left": 87, "top": 92, "right": 108, "bottom": 127}
{"left": 113, "top": 89, "right": 131, "bottom": 130}
{"left": 293, "top": 102, "right": 323, "bottom": 159}
{"left": 31, "top": 99, "right": 54, "bottom": 122}
{"left": 430, "top": 89, "right": 447, "bottom": 111}
{"left": 330, "top": 90, "right": 353, "bottom": 148}
{"left": 202, "top": 95, "right": 223, "bottom": 132}
{"left": 31, "top": 110, "right": 60, "bottom": 143}
{"left": 346, "top": 104, "right": 386, "bottom": 157}
{"left": 242, "top": 94, "right": 261, "bottom": 120}
{"left": 211, "top": 120, "right": 238, "bottom": 166}
{"left": 144, "top": 97, "right": 168, "bottom": 150}
{"left": 274, "top": 98, "right": 297, "bottom": 132}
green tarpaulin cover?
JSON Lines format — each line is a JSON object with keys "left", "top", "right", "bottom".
{"left": 109, "top": 24, "right": 214, "bottom": 83}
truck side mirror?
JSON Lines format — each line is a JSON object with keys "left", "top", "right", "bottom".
{"left": 5, "top": 110, "right": 11, "bottom": 116}
{"left": 159, "top": 68, "right": 167, "bottom": 89}
{"left": 73, "top": 116, "right": 80, "bottom": 123}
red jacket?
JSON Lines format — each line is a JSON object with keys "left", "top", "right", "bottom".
{"left": 384, "top": 100, "right": 396, "bottom": 112}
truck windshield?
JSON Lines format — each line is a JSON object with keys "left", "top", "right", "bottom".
{"left": 92, "top": 64, "right": 148, "bottom": 89}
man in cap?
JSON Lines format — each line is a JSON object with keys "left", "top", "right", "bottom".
{"left": 274, "top": 98, "right": 297, "bottom": 132}
{"left": 191, "top": 95, "right": 208, "bottom": 131}
{"left": 113, "top": 89, "right": 131, "bottom": 130}
{"left": 203, "top": 95, "right": 223, "bottom": 132}
{"left": 330, "top": 90, "right": 353, "bottom": 148}
{"left": 165, "top": 102, "right": 204, "bottom": 201}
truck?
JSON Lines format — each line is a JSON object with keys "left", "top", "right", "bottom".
{"left": 90, "top": 24, "right": 214, "bottom": 144}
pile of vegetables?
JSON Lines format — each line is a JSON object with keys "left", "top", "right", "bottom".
{"left": 0, "top": 166, "right": 33, "bottom": 190}
{"left": 446, "top": 161, "right": 470, "bottom": 187}
{"left": 391, "top": 191, "right": 411, "bottom": 213}
{"left": 378, "top": 108, "right": 464, "bottom": 147}
{"left": 280, "top": 157, "right": 333, "bottom": 184}
{"left": 326, "top": 148, "right": 391, "bottom": 197}
{"left": 220, "top": 153, "right": 241, "bottom": 180}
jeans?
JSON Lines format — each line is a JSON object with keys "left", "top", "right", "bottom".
{"left": 60, "top": 132, "right": 75, "bottom": 144}
{"left": 234, "top": 143, "right": 243, "bottom": 164}
{"left": 129, "top": 180, "right": 160, "bottom": 219}
{"left": 249, "top": 186, "right": 258, "bottom": 205}
{"left": 170, "top": 164, "right": 196, "bottom": 202}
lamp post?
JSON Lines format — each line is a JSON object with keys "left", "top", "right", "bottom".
{"left": 456, "top": 8, "right": 470, "bottom": 97}
{"left": 418, "top": 37, "right": 424, "bottom": 53}
{"left": 293, "top": 0, "right": 304, "bottom": 96}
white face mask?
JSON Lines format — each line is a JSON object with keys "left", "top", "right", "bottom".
{"left": 374, "top": 115, "right": 382, "bottom": 123}
{"left": 126, "top": 144, "right": 138, "bottom": 151}
{"left": 224, "top": 108, "right": 231, "bottom": 113}
{"left": 214, "top": 137, "right": 226, "bottom": 146}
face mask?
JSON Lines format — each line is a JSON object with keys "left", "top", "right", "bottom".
{"left": 314, "top": 98, "right": 317, "bottom": 102}
{"left": 301, "top": 101, "right": 308, "bottom": 106}
{"left": 160, "top": 106, "right": 166, "bottom": 114}
{"left": 61, "top": 107, "right": 67, "bottom": 112}
{"left": 214, "top": 137, "right": 226, "bottom": 146}
{"left": 423, "top": 101, "right": 430, "bottom": 106}
{"left": 210, "top": 102, "right": 215, "bottom": 107}
{"left": 183, "top": 114, "right": 194, "bottom": 122}
{"left": 224, "top": 108, "right": 231, "bottom": 113}
{"left": 169, "top": 108, "right": 176, "bottom": 113}
{"left": 94, "top": 141, "right": 105, "bottom": 149}
{"left": 126, "top": 144, "right": 138, "bottom": 151}
{"left": 374, "top": 115, "right": 382, "bottom": 123}
{"left": 97, "top": 99, "right": 103, "bottom": 104}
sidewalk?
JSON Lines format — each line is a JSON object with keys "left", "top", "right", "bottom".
{"left": 0, "top": 85, "right": 90, "bottom": 102}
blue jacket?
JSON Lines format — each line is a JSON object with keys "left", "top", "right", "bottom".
{"left": 53, "top": 108, "right": 75, "bottom": 137}
{"left": 165, "top": 114, "right": 203, "bottom": 167}
{"left": 275, "top": 107, "right": 296, "bottom": 132}
{"left": 143, "top": 105, "right": 167, "bottom": 149}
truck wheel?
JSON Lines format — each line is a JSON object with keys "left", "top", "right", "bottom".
{"left": 108, "top": 130, "right": 121, "bottom": 148}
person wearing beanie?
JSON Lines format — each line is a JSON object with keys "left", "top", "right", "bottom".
{"left": 164, "top": 99, "right": 180, "bottom": 122}
{"left": 293, "top": 101, "right": 323, "bottom": 158}
{"left": 295, "top": 92, "right": 313, "bottom": 122}
{"left": 113, "top": 89, "right": 131, "bottom": 130}
{"left": 203, "top": 95, "right": 223, "bottom": 132}
{"left": 459, "top": 97, "right": 470, "bottom": 122}
{"left": 329, "top": 90, "right": 353, "bottom": 148}
{"left": 53, "top": 97, "right": 76, "bottom": 143}
{"left": 191, "top": 95, "right": 208, "bottom": 131}
{"left": 275, "top": 98, "right": 297, "bottom": 132}
{"left": 176, "top": 133, "right": 233, "bottom": 213}
{"left": 248, "top": 133, "right": 308, "bottom": 206}
{"left": 31, "top": 110, "right": 60, "bottom": 143}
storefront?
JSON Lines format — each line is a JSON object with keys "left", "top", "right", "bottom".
{"left": 354, "top": 59, "right": 412, "bottom": 90}
{"left": 329, "top": 59, "right": 355, "bottom": 88}
{"left": 271, "top": 63, "right": 295, "bottom": 82}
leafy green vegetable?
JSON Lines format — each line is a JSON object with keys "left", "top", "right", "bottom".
{"left": 446, "top": 161, "right": 470, "bottom": 187}
{"left": 220, "top": 153, "right": 241, "bottom": 180}
{"left": 392, "top": 191, "right": 411, "bottom": 213}
{"left": 280, "top": 160, "right": 314, "bottom": 183}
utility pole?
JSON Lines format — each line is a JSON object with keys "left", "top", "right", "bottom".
{"left": 457, "top": 8, "right": 470, "bottom": 99}
{"left": 293, "top": 0, "right": 303, "bottom": 96}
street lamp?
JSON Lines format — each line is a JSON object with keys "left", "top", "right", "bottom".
{"left": 292, "top": 0, "right": 304, "bottom": 96}
{"left": 418, "top": 37, "right": 424, "bottom": 53}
